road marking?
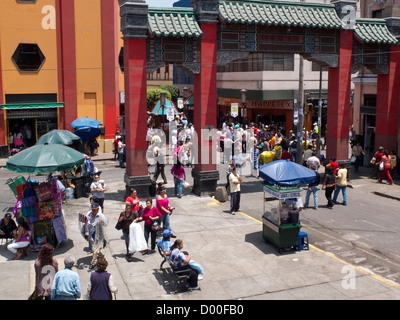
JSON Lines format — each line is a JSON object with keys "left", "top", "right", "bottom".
{"left": 235, "top": 210, "right": 400, "bottom": 290}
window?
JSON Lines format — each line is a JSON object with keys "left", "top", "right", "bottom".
{"left": 312, "top": 62, "right": 328, "bottom": 72}
{"left": 218, "top": 53, "right": 294, "bottom": 72}
{"left": 12, "top": 43, "right": 45, "bottom": 72}
{"left": 263, "top": 53, "right": 294, "bottom": 71}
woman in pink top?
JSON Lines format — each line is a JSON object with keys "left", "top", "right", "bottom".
{"left": 7, "top": 217, "right": 31, "bottom": 260}
{"left": 135, "top": 198, "right": 161, "bottom": 253}
{"left": 171, "top": 161, "right": 186, "bottom": 198}
{"left": 156, "top": 185, "right": 176, "bottom": 237}
{"left": 378, "top": 150, "right": 394, "bottom": 185}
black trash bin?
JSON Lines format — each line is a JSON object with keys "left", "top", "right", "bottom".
{"left": 73, "top": 177, "right": 86, "bottom": 199}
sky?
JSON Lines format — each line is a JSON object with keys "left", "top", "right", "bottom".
{"left": 145, "top": 0, "right": 175, "bottom": 7}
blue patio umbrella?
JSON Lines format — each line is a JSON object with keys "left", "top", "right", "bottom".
{"left": 151, "top": 100, "right": 179, "bottom": 115}
{"left": 259, "top": 160, "right": 316, "bottom": 186}
{"left": 71, "top": 117, "right": 102, "bottom": 129}
{"left": 73, "top": 127, "right": 101, "bottom": 142}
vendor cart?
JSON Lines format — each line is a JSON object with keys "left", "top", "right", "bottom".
{"left": 262, "top": 184, "right": 302, "bottom": 252}
{"left": 259, "top": 160, "right": 316, "bottom": 253}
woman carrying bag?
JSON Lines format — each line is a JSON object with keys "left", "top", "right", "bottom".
{"left": 117, "top": 202, "right": 138, "bottom": 262}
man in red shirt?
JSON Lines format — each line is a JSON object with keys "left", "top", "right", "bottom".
{"left": 281, "top": 147, "right": 293, "bottom": 161}
{"left": 326, "top": 157, "right": 338, "bottom": 174}
{"left": 371, "top": 146, "right": 384, "bottom": 179}
{"left": 113, "top": 136, "right": 121, "bottom": 161}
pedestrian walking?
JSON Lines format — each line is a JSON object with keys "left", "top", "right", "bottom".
{"left": 87, "top": 253, "right": 118, "bottom": 300}
{"left": 153, "top": 142, "right": 167, "bottom": 184}
{"left": 135, "top": 198, "right": 161, "bottom": 254}
{"left": 125, "top": 188, "right": 141, "bottom": 214}
{"left": 322, "top": 166, "right": 336, "bottom": 209}
{"left": 229, "top": 165, "right": 242, "bottom": 215}
{"left": 30, "top": 244, "right": 58, "bottom": 300}
{"left": 51, "top": 255, "right": 81, "bottom": 300}
{"left": 333, "top": 163, "right": 348, "bottom": 205}
{"left": 118, "top": 202, "right": 138, "bottom": 261}
{"left": 84, "top": 202, "right": 108, "bottom": 256}
{"left": 371, "top": 146, "right": 384, "bottom": 179}
{"left": 171, "top": 161, "right": 186, "bottom": 198}
{"left": 352, "top": 142, "right": 365, "bottom": 173}
{"left": 156, "top": 185, "right": 176, "bottom": 237}
{"left": 304, "top": 165, "right": 320, "bottom": 209}
{"left": 90, "top": 174, "right": 107, "bottom": 212}
{"left": 378, "top": 150, "right": 394, "bottom": 185}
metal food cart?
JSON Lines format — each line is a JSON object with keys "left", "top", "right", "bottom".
{"left": 262, "top": 184, "right": 302, "bottom": 252}
{"left": 259, "top": 160, "right": 316, "bottom": 253}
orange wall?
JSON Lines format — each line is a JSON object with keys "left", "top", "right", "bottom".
{"left": 0, "top": 0, "right": 58, "bottom": 97}
{"left": 74, "top": 0, "right": 104, "bottom": 123}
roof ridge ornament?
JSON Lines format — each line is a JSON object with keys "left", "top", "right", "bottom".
{"left": 119, "top": 0, "right": 149, "bottom": 39}
{"left": 193, "top": 0, "right": 220, "bottom": 24}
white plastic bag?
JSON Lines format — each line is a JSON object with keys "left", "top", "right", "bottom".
{"left": 128, "top": 223, "right": 148, "bottom": 253}
{"left": 379, "top": 161, "right": 384, "bottom": 171}
{"left": 183, "top": 180, "right": 190, "bottom": 188}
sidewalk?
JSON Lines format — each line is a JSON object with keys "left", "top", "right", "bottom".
{"left": 1, "top": 156, "right": 400, "bottom": 301}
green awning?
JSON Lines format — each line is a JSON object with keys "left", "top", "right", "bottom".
{"left": 148, "top": 8, "right": 203, "bottom": 38}
{"left": 219, "top": 0, "right": 344, "bottom": 29}
{"left": 355, "top": 19, "right": 398, "bottom": 45}
{"left": 1, "top": 103, "right": 64, "bottom": 110}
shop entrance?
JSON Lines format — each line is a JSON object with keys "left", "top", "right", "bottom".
{"left": 6, "top": 108, "right": 59, "bottom": 149}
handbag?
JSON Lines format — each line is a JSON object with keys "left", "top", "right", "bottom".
{"left": 115, "top": 220, "right": 123, "bottom": 230}
{"left": 150, "top": 208, "right": 159, "bottom": 231}
{"left": 350, "top": 156, "right": 356, "bottom": 164}
{"left": 370, "top": 157, "right": 376, "bottom": 165}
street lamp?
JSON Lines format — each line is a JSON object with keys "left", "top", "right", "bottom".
{"left": 241, "top": 89, "right": 247, "bottom": 126}
{"left": 183, "top": 86, "right": 188, "bottom": 116}
{"left": 160, "top": 90, "right": 166, "bottom": 131}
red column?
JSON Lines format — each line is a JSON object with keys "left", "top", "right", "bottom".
{"left": 101, "top": 0, "right": 120, "bottom": 140}
{"left": 193, "top": 23, "right": 218, "bottom": 172}
{"left": 375, "top": 45, "right": 400, "bottom": 153}
{"left": 56, "top": 0, "right": 78, "bottom": 130}
{"left": 0, "top": 40, "right": 5, "bottom": 146}
{"left": 124, "top": 38, "right": 148, "bottom": 177}
{"left": 326, "top": 30, "right": 353, "bottom": 161}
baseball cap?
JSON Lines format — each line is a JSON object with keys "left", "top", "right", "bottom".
{"left": 163, "top": 229, "right": 173, "bottom": 238}
{"left": 4, "top": 213, "right": 11, "bottom": 219}
{"left": 91, "top": 202, "right": 100, "bottom": 209}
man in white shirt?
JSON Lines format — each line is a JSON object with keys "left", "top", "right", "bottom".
{"left": 306, "top": 152, "right": 321, "bottom": 171}
{"left": 229, "top": 165, "right": 242, "bottom": 215}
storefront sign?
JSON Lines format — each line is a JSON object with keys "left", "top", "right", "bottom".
{"left": 177, "top": 98, "right": 184, "bottom": 109}
{"left": 231, "top": 103, "right": 239, "bottom": 118}
{"left": 219, "top": 97, "right": 293, "bottom": 110}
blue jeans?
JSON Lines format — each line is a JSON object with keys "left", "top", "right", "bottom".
{"left": 230, "top": 191, "right": 241, "bottom": 212}
{"left": 333, "top": 185, "right": 347, "bottom": 205}
{"left": 174, "top": 178, "right": 183, "bottom": 196}
{"left": 305, "top": 185, "right": 318, "bottom": 208}
{"left": 160, "top": 213, "right": 170, "bottom": 230}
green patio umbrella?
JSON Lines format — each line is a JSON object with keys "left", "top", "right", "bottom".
{"left": 36, "top": 129, "right": 82, "bottom": 145}
{"left": 6, "top": 144, "right": 85, "bottom": 174}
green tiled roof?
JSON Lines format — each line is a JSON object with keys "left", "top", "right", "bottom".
{"left": 148, "top": 8, "right": 203, "bottom": 38}
{"left": 219, "top": 0, "right": 343, "bottom": 29}
{"left": 355, "top": 19, "right": 398, "bottom": 45}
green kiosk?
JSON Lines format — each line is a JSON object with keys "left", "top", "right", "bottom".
{"left": 259, "top": 160, "right": 317, "bottom": 253}
{"left": 262, "top": 184, "right": 302, "bottom": 252}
